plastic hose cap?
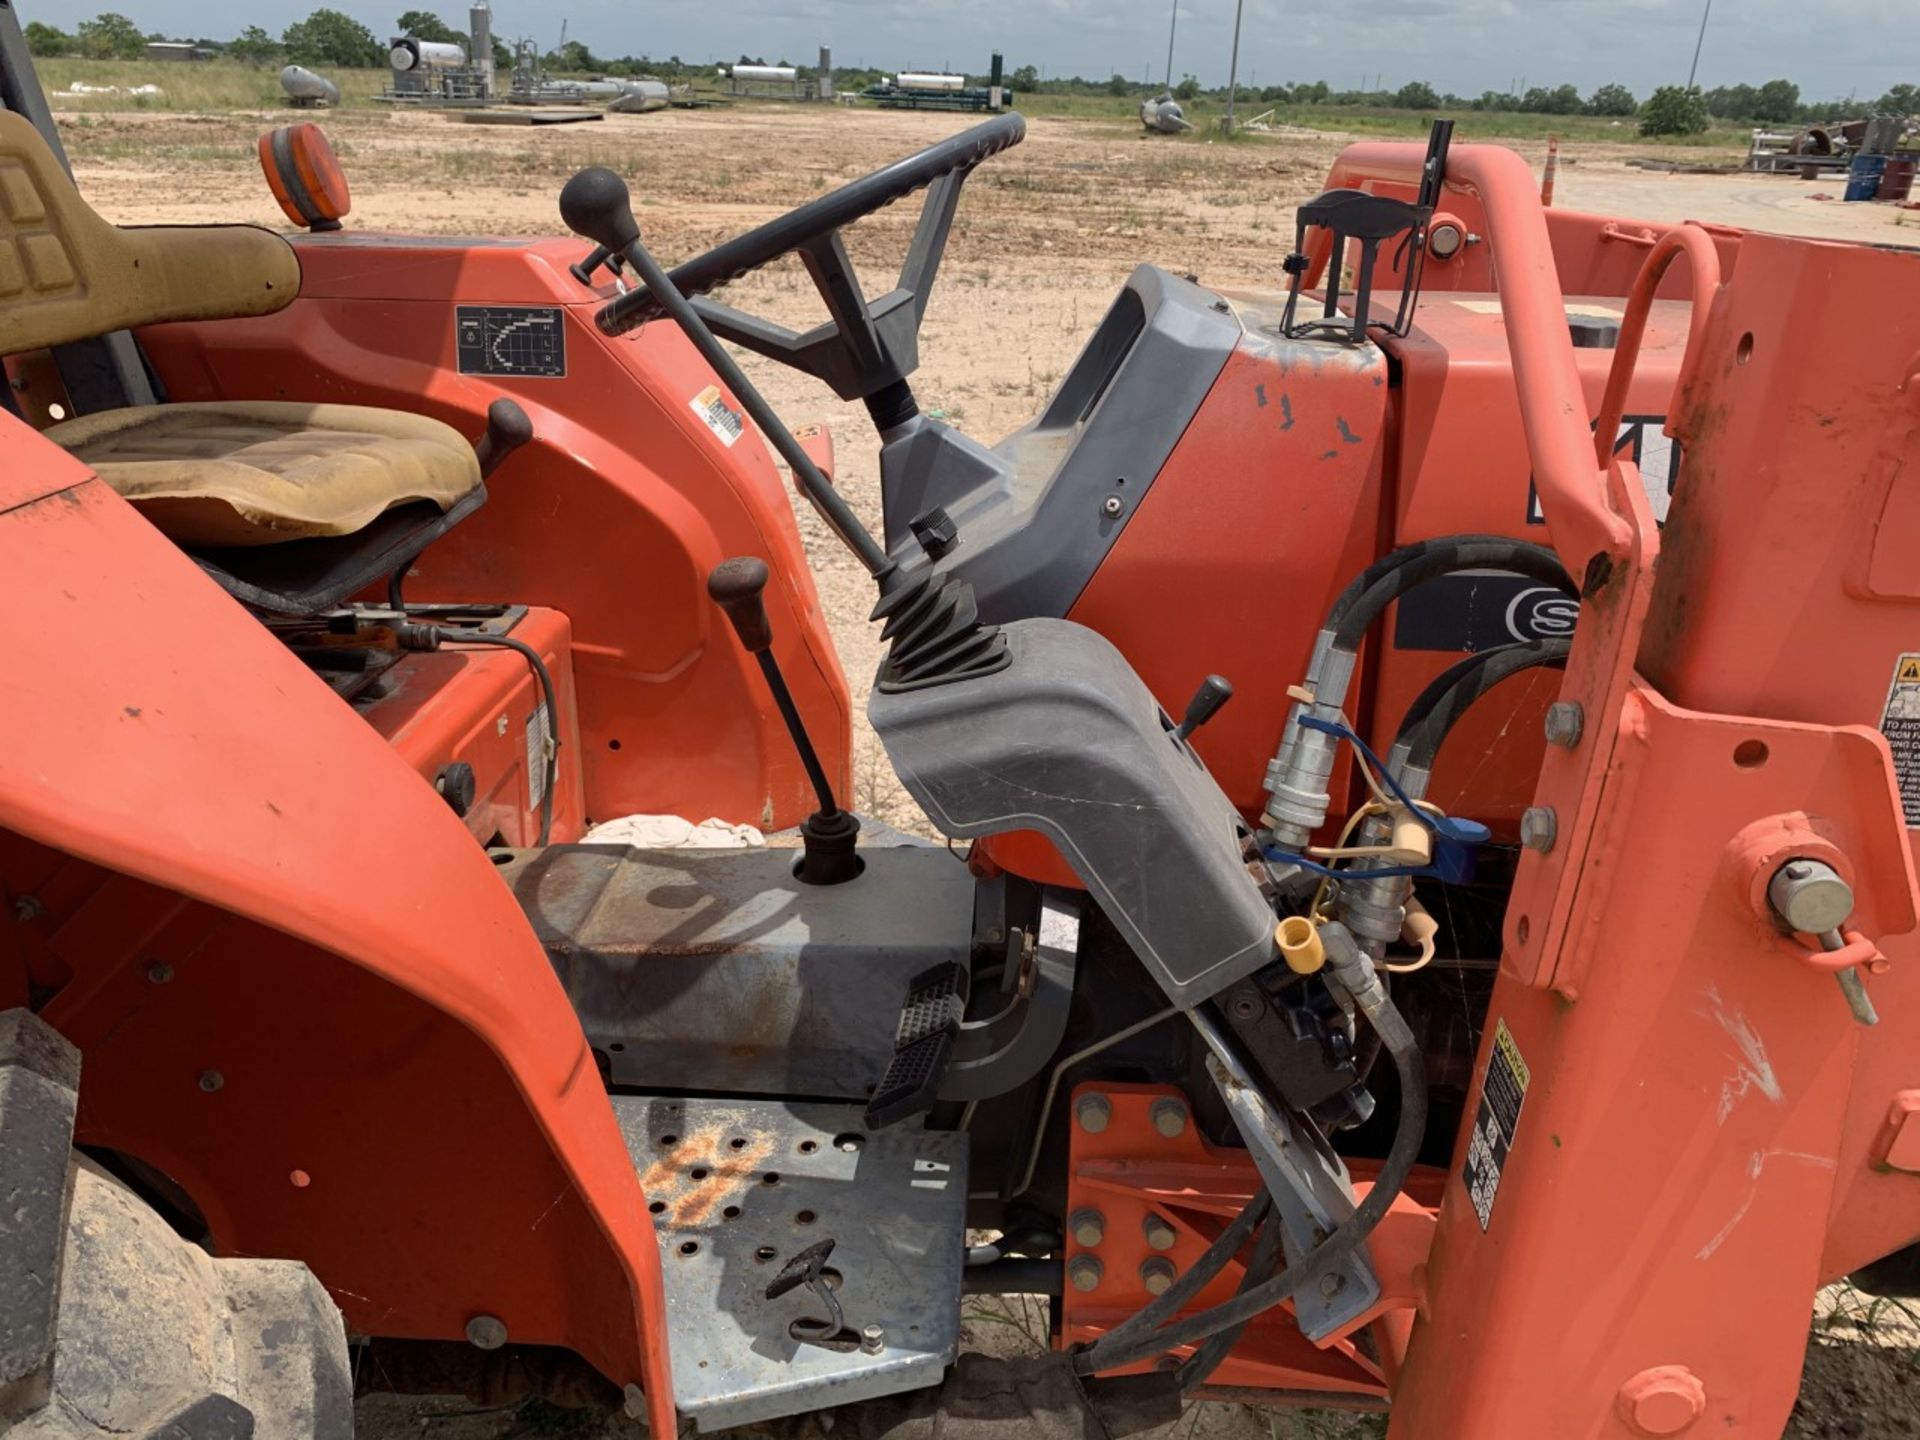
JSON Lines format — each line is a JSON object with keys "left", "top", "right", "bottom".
{"left": 1276, "top": 916, "right": 1326, "bottom": 975}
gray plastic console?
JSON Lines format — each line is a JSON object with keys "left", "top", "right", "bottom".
{"left": 877, "top": 265, "right": 1241, "bottom": 622}
{"left": 868, "top": 618, "right": 1277, "bottom": 1007}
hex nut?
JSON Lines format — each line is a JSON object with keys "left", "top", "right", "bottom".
{"left": 1616, "top": 1365, "right": 1707, "bottom": 1436}
{"left": 1068, "top": 1207, "right": 1106, "bottom": 1248}
{"left": 1142, "top": 1214, "right": 1178, "bottom": 1251}
{"left": 1543, "top": 701, "right": 1585, "bottom": 748}
{"left": 1139, "top": 1257, "right": 1177, "bottom": 1296}
{"left": 861, "top": 1324, "right": 886, "bottom": 1355}
{"left": 1519, "top": 806, "right": 1558, "bottom": 854}
{"left": 1075, "top": 1092, "right": 1112, "bottom": 1134}
{"left": 1068, "top": 1255, "right": 1104, "bottom": 1292}
{"left": 1149, "top": 1097, "right": 1188, "bottom": 1138}
{"left": 465, "top": 1314, "right": 509, "bottom": 1351}
{"left": 1318, "top": 1272, "right": 1344, "bottom": 1300}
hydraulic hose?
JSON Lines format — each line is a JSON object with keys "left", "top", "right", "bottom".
{"left": 1396, "top": 637, "right": 1572, "bottom": 773}
{"left": 1175, "top": 1201, "right": 1286, "bottom": 1392}
{"left": 1330, "top": 537, "right": 1573, "bottom": 652}
{"left": 1072, "top": 925, "right": 1425, "bottom": 1377}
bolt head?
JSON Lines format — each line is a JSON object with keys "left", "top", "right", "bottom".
{"left": 1142, "top": 1214, "right": 1178, "bottom": 1251}
{"left": 1074, "top": 1092, "right": 1111, "bottom": 1134}
{"left": 1318, "top": 1271, "right": 1344, "bottom": 1300}
{"left": 1767, "top": 859, "right": 1854, "bottom": 935}
{"left": 465, "top": 1314, "right": 508, "bottom": 1351}
{"left": 1067, "top": 1255, "right": 1104, "bottom": 1292}
{"left": 1543, "top": 701, "right": 1585, "bottom": 748}
{"left": 1149, "top": 1097, "right": 1188, "bottom": 1138}
{"left": 1139, "top": 1257, "right": 1176, "bottom": 1295}
{"left": 860, "top": 1323, "right": 886, "bottom": 1354}
{"left": 1616, "top": 1365, "right": 1706, "bottom": 1436}
{"left": 1101, "top": 495, "right": 1124, "bottom": 517}
{"left": 1228, "top": 991, "right": 1262, "bottom": 1021}
{"left": 147, "top": 962, "right": 174, "bottom": 984}
{"left": 1519, "top": 806, "right": 1558, "bottom": 854}
{"left": 198, "top": 1070, "right": 224, "bottom": 1093}
{"left": 1068, "top": 1208, "right": 1106, "bottom": 1247}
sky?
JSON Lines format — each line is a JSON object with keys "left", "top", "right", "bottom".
{"left": 36, "top": 0, "right": 1920, "bottom": 100}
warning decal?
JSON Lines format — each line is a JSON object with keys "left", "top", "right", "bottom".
{"left": 526, "top": 701, "right": 550, "bottom": 809}
{"left": 1463, "top": 1017, "right": 1531, "bottom": 1231}
{"left": 690, "top": 385, "right": 745, "bottom": 448}
{"left": 1881, "top": 654, "right": 1920, "bottom": 826}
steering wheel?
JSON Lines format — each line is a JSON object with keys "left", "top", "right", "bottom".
{"left": 588, "top": 112, "right": 1025, "bottom": 418}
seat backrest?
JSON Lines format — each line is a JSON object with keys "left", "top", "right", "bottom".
{"left": 0, "top": 109, "right": 299, "bottom": 358}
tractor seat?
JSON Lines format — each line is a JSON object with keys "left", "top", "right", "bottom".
{"left": 45, "top": 402, "right": 481, "bottom": 548}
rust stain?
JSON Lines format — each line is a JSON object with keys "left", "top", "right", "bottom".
{"left": 640, "top": 1122, "right": 778, "bottom": 1228}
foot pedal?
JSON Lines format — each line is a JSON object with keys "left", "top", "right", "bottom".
{"left": 866, "top": 961, "right": 967, "bottom": 1128}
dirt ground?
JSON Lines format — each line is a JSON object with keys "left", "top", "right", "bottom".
{"left": 54, "top": 100, "right": 1920, "bottom": 1440}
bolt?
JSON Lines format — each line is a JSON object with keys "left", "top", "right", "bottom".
{"left": 1616, "top": 1365, "right": 1706, "bottom": 1436}
{"left": 147, "top": 962, "right": 174, "bottom": 984}
{"left": 1142, "top": 1214, "right": 1178, "bottom": 1251}
{"left": 1519, "top": 806, "right": 1558, "bottom": 854}
{"left": 1767, "top": 858, "right": 1854, "bottom": 936}
{"left": 198, "top": 1070, "right": 224, "bottom": 1093}
{"left": 860, "top": 1323, "right": 885, "bottom": 1355}
{"left": 1068, "top": 1207, "right": 1106, "bottom": 1248}
{"left": 12, "top": 896, "right": 41, "bottom": 921}
{"left": 1067, "top": 1255, "right": 1104, "bottom": 1292}
{"left": 1074, "top": 1092, "right": 1111, "bottom": 1134}
{"left": 1150, "top": 1097, "right": 1188, "bottom": 1138}
{"left": 1543, "top": 701, "right": 1585, "bottom": 748}
{"left": 1101, "top": 495, "right": 1124, "bottom": 517}
{"left": 1228, "top": 990, "right": 1262, "bottom": 1021}
{"left": 1319, "top": 1271, "right": 1344, "bottom": 1300}
{"left": 622, "top": 1385, "right": 646, "bottom": 1419}
{"left": 1139, "top": 1257, "right": 1177, "bottom": 1295}
{"left": 1211, "top": 299, "right": 1231, "bottom": 313}
{"left": 465, "top": 1314, "right": 508, "bottom": 1351}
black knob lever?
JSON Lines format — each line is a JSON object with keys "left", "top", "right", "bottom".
{"left": 707, "top": 558, "right": 862, "bottom": 885}
{"left": 1174, "top": 674, "right": 1233, "bottom": 742}
{"left": 558, "top": 166, "right": 642, "bottom": 255}
{"left": 474, "top": 398, "right": 534, "bottom": 480}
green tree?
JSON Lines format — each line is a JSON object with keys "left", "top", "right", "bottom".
{"left": 1639, "top": 85, "right": 1709, "bottom": 136}
{"left": 1294, "top": 79, "right": 1329, "bottom": 103}
{"left": 76, "top": 12, "right": 147, "bottom": 59}
{"left": 1106, "top": 72, "right": 1129, "bottom": 97}
{"left": 545, "top": 39, "right": 600, "bottom": 72}
{"left": 1703, "top": 82, "right": 1756, "bottom": 118}
{"left": 397, "top": 9, "right": 463, "bottom": 43}
{"left": 1587, "top": 83, "right": 1636, "bottom": 116}
{"left": 1880, "top": 83, "right": 1920, "bottom": 116}
{"left": 1010, "top": 63, "right": 1038, "bottom": 91}
{"left": 228, "top": 25, "right": 282, "bottom": 64}
{"left": 1393, "top": 79, "right": 1440, "bottom": 110}
{"left": 1752, "top": 78, "right": 1799, "bottom": 122}
{"left": 284, "top": 9, "right": 384, "bottom": 67}
{"left": 1173, "top": 73, "right": 1199, "bottom": 101}
{"left": 22, "top": 21, "right": 73, "bottom": 55}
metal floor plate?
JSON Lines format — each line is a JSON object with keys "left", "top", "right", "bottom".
{"left": 613, "top": 1095, "right": 968, "bottom": 1432}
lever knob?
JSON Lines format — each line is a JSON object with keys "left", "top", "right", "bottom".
{"left": 708, "top": 557, "right": 773, "bottom": 654}
{"left": 474, "top": 398, "right": 534, "bottom": 479}
{"left": 558, "top": 166, "right": 641, "bottom": 254}
{"left": 1174, "top": 674, "right": 1233, "bottom": 742}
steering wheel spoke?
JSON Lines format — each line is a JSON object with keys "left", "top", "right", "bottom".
{"left": 590, "top": 113, "right": 1025, "bottom": 416}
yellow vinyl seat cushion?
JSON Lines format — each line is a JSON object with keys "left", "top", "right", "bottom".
{"left": 46, "top": 401, "right": 481, "bottom": 547}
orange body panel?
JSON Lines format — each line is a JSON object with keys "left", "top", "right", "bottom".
{"left": 0, "top": 416, "right": 675, "bottom": 1435}
{"left": 1069, "top": 323, "right": 1386, "bottom": 817}
{"left": 138, "top": 232, "right": 851, "bottom": 832}
{"left": 362, "top": 606, "right": 586, "bottom": 846}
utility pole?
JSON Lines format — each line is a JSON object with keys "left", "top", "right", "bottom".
{"left": 1686, "top": 0, "right": 1713, "bottom": 89}
{"left": 1163, "top": 0, "right": 1177, "bottom": 91}
{"left": 1223, "top": 0, "right": 1244, "bottom": 132}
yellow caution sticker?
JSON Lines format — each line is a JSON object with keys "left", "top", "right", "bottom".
{"left": 1464, "top": 1018, "right": 1530, "bottom": 1231}
{"left": 1881, "top": 654, "right": 1920, "bottom": 826}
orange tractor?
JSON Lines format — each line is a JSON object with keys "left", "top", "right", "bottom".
{"left": 3, "top": 8, "right": 1918, "bottom": 1437}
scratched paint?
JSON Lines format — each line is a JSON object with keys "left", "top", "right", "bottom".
{"left": 1700, "top": 984, "right": 1784, "bottom": 1124}
{"left": 1695, "top": 1148, "right": 1836, "bottom": 1260}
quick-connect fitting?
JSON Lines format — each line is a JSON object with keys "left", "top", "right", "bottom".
{"left": 1275, "top": 915, "right": 1326, "bottom": 975}
{"left": 1261, "top": 649, "right": 1357, "bottom": 845}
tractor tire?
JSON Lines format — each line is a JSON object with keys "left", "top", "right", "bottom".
{"left": 1, "top": 1008, "right": 354, "bottom": 1440}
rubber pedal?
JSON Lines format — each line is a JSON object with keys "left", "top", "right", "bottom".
{"left": 866, "top": 962, "right": 967, "bottom": 1129}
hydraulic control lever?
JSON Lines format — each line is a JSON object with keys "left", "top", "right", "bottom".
{"left": 558, "top": 166, "right": 892, "bottom": 580}
{"left": 1174, "top": 674, "right": 1233, "bottom": 743}
{"left": 707, "top": 556, "right": 862, "bottom": 885}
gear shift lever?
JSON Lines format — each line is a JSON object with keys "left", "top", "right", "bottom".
{"left": 708, "top": 557, "right": 862, "bottom": 885}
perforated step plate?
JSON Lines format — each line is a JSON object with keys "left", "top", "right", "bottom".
{"left": 613, "top": 1095, "right": 968, "bottom": 1432}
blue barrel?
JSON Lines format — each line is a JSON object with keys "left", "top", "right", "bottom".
{"left": 1845, "top": 153, "right": 1888, "bottom": 202}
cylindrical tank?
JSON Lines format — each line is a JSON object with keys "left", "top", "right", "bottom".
{"left": 1844, "top": 153, "right": 1888, "bottom": 202}
{"left": 390, "top": 39, "right": 466, "bottom": 72}
{"left": 895, "top": 72, "right": 965, "bottom": 92}
{"left": 279, "top": 64, "right": 341, "bottom": 106}
{"left": 469, "top": 1, "right": 494, "bottom": 97}
{"left": 608, "top": 79, "right": 670, "bottom": 113}
{"left": 1880, "top": 156, "right": 1917, "bottom": 204}
{"left": 730, "top": 64, "right": 799, "bottom": 83}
